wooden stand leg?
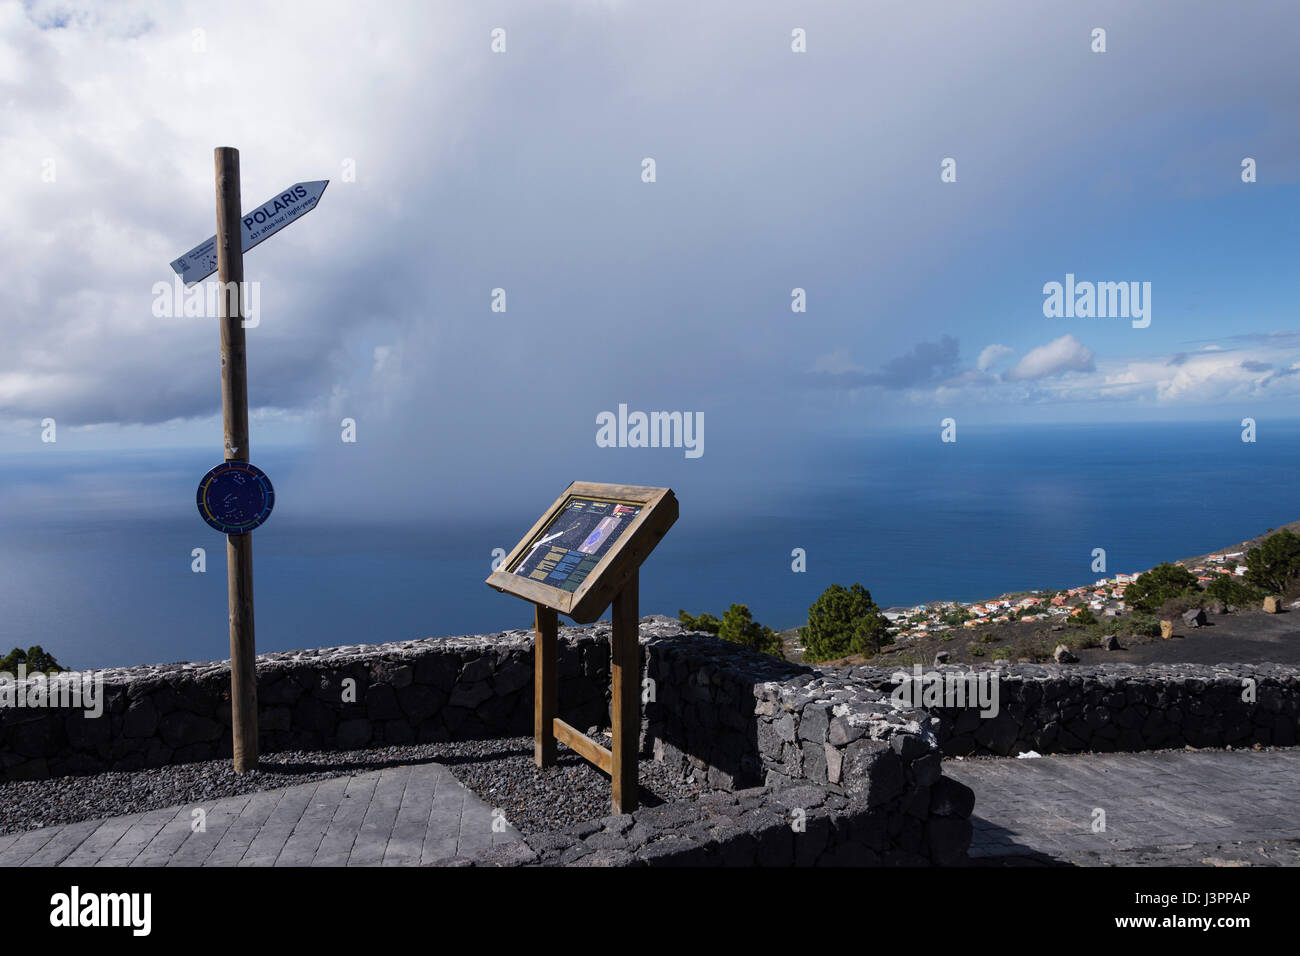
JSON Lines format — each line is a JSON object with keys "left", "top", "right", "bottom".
{"left": 534, "top": 604, "right": 557, "bottom": 767}
{"left": 611, "top": 570, "right": 640, "bottom": 813}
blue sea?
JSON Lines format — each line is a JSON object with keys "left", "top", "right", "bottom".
{"left": 2, "top": 421, "right": 1295, "bottom": 670}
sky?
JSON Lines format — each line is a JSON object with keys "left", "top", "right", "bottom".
{"left": 1, "top": 0, "right": 1298, "bottom": 518}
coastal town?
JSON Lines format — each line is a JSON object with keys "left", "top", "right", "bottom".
{"left": 881, "top": 552, "right": 1251, "bottom": 640}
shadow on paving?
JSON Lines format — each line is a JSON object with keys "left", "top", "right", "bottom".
{"left": 964, "top": 815, "right": 1073, "bottom": 866}
{"left": 948, "top": 748, "right": 1300, "bottom": 866}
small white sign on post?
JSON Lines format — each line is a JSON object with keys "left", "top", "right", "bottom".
{"left": 169, "top": 180, "right": 329, "bottom": 286}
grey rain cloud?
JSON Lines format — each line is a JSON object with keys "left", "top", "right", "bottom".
{"left": 861, "top": 335, "right": 962, "bottom": 389}
{"left": 4, "top": 0, "right": 1300, "bottom": 511}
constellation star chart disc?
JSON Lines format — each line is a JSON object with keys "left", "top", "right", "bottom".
{"left": 196, "top": 461, "right": 275, "bottom": 534}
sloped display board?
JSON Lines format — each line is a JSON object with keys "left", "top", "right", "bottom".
{"left": 486, "top": 482, "right": 678, "bottom": 624}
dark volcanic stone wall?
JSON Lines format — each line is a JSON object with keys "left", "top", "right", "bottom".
{"left": 641, "top": 632, "right": 971, "bottom": 864}
{"left": 0, "top": 627, "right": 616, "bottom": 781}
{"left": 845, "top": 663, "right": 1300, "bottom": 756}
{"left": 641, "top": 631, "right": 808, "bottom": 789}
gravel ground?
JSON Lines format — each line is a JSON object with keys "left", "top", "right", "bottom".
{"left": 445, "top": 735, "right": 713, "bottom": 835}
{"left": 0, "top": 736, "right": 710, "bottom": 837}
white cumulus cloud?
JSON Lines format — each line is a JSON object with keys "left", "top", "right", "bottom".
{"left": 1003, "top": 334, "right": 1095, "bottom": 381}
{"left": 977, "top": 344, "right": 1014, "bottom": 371}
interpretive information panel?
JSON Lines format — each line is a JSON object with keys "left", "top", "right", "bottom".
{"left": 510, "top": 497, "right": 643, "bottom": 593}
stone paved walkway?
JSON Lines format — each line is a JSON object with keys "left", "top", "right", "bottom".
{"left": 7, "top": 750, "right": 1296, "bottom": 867}
{"left": 945, "top": 749, "right": 1300, "bottom": 866}
{"left": 0, "top": 762, "right": 520, "bottom": 867}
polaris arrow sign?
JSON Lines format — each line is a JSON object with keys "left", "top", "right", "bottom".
{"left": 169, "top": 180, "right": 329, "bottom": 286}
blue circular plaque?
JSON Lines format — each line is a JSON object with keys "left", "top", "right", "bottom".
{"left": 196, "top": 461, "right": 275, "bottom": 534}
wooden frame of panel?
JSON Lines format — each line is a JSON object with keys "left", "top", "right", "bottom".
{"left": 486, "top": 482, "right": 677, "bottom": 624}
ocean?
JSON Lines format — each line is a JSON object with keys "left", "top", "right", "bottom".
{"left": 1, "top": 420, "right": 1295, "bottom": 670}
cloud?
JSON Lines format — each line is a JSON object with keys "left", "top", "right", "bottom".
{"left": 812, "top": 329, "right": 1300, "bottom": 413}
{"left": 1056, "top": 347, "right": 1295, "bottom": 405}
{"left": 801, "top": 336, "right": 961, "bottom": 391}
{"left": 1154, "top": 354, "right": 1271, "bottom": 402}
{"left": 1002, "top": 335, "right": 1095, "bottom": 381}
{"left": 1185, "top": 331, "right": 1300, "bottom": 349}
{"left": 804, "top": 328, "right": 1300, "bottom": 411}
{"left": 861, "top": 336, "right": 961, "bottom": 389}
{"left": 4, "top": 0, "right": 1300, "bottom": 484}
{"left": 977, "top": 344, "right": 1014, "bottom": 371}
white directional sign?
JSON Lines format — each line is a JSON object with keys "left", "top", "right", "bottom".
{"left": 169, "top": 180, "right": 329, "bottom": 286}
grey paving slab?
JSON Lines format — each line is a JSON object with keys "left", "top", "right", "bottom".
{"left": 205, "top": 788, "right": 288, "bottom": 867}
{"left": 2, "top": 762, "right": 521, "bottom": 867}
{"left": 129, "top": 812, "right": 201, "bottom": 868}
{"left": 95, "top": 808, "right": 182, "bottom": 867}
{"left": 310, "top": 771, "right": 379, "bottom": 866}
{"left": 0, "top": 826, "right": 58, "bottom": 866}
{"left": 23, "top": 819, "right": 103, "bottom": 867}
{"left": 383, "top": 765, "right": 437, "bottom": 867}
{"left": 423, "top": 772, "right": 468, "bottom": 864}
{"left": 161, "top": 794, "right": 253, "bottom": 867}
{"left": 273, "top": 775, "right": 351, "bottom": 866}
{"left": 58, "top": 816, "right": 143, "bottom": 867}
{"left": 347, "top": 766, "right": 411, "bottom": 866}
{"left": 239, "top": 782, "right": 323, "bottom": 867}
{"left": 946, "top": 749, "right": 1300, "bottom": 865}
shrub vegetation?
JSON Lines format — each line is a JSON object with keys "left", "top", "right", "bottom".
{"left": 1124, "top": 562, "right": 1200, "bottom": 612}
{"left": 0, "top": 646, "right": 63, "bottom": 674}
{"left": 1245, "top": 530, "right": 1300, "bottom": 595}
{"left": 1204, "top": 575, "right": 1263, "bottom": 607}
{"left": 801, "top": 583, "right": 893, "bottom": 661}
{"left": 679, "top": 605, "right": 784, "bottom": 658}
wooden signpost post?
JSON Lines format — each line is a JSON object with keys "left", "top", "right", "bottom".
{"left": 214, "top": 148, "right": 258, "bottom": 774}
{"left": 487, "top": 482, "right": 678, "bottom": 813}
{"left": 172, "top": 148, "right": 329, "bottom": 773}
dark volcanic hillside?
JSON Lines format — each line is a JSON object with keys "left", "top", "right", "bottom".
{"left": 1176, "top": 518, "right": 1300, "bottom": 568}
{"left": 784, "top": 520, "right": 1300, "bottom": 668}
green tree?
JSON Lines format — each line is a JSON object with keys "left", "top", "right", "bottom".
{"left": 940, "top": 606, "right": 971, "bottom": 627}
{"left": 802, "top": 583, "right": 892, "bottom": 662}
{"left": 1204, "top": 574, "right": 1263, "bottom": 606}
{"left": 1245, "top": 530, "right": 1300, "bottom": 595}
{"left": 679, "top": 606, "right": 783, "bottom": 658}
{"left": 1071, "top": 606, "right": 1098, "bottom": 626}
{"left": 0, "top": 646, "right": 63, "bottom": 675}
{"left": 677, "top": 609, "right": 721, "bottom": 635}
{"left": 1123, "top": 563, "right": 1200, "bottom": 612}
{"left": 717, "top": 604, "right": 784, "bottom": 659}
